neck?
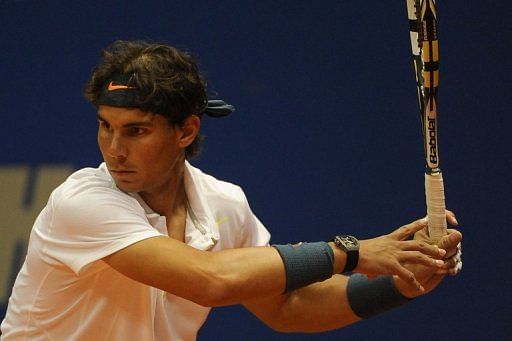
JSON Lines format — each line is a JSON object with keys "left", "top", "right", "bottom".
{"left": 139, "top": 161, "right": 187, "bottom": 218}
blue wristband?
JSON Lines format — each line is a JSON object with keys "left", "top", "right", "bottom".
{"left": 347, "top": 274, "right": 412, "bottom": 319}
{"left": 272, "top": 242, "right": 334, "bottom": 293}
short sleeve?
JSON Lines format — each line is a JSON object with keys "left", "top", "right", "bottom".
{"left": 43, "top": 187, "right": 163, "bottom": 274}
{"left": 236, "top": 189, "right": 271, "bottom": 247}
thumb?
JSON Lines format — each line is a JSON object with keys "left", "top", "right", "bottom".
{"left": 437, "top": 230, "right": 462, "bottom": 250}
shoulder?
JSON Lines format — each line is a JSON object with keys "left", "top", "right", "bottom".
{"left": 51, "top": 164, "right": 144, "bottom": 222}
{"left": 186, "top": 162, "right": 248, "bottom": 207}
{"left": 185, "top": 162, "right": 256, "bottom": 230}
{"left": 55, "top": 164, "right": 133, "bottom": 200}
{"left": 185, "top": 163, "right": 270, "bottom": 248}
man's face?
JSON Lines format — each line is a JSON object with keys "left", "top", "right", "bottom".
{"left": 97, "top": 105, "right": 184, "bottom": 194}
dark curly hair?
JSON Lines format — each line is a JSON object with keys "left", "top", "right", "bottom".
{"left": 84, "top": 40, "right": 207, "bottom": 159}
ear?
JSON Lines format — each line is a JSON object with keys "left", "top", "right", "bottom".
{"left": 178, "top": 115, "right": 201, "bottom": 148}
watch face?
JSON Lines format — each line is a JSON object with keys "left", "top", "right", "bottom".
{"left": 341, "top": 236, "right": 357, "bottom": 246}
{"left": 336, "top": 235, "right": 359, "bottom": 251}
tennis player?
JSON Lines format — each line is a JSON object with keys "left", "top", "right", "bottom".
{"left": 0, "top": 40, "right": 462, "bottom": 340}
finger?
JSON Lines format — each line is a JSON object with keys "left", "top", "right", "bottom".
{"left": 435, "top": 268, "right": 450, "bottom": 275}
{"left": 446, "top": 228, "right": 463, "bottom": 237}
{"left": 398, "top": 251, "right": 445, "bottom": 268}
{"left": 401, "top": 240, "right": 446, "bottom": 258}
{"left": 441, "top": 257, "right": 457, "bottom": 269}
{"left": 394, "top": 264, "right": 425, "bottom": 292}
{"left": 444, "top": 248, "right": 457, "bottom": 259}
{"left": 442, "top": 229, "right": 459, "bottom": 255}
{"left": 453, "top": 248, "right": 462, "bottom": 263}
{"left": 445, "top": 209, "right": 458, "bottom": 226}
{"left": 445, "top": 249, "right": 462, "bottom": 269}
{"left": 435, "top": 258, "right": 462, "bottom": 275}
{"left": 452, "top": 261, "right": 463, "bottom": 275}
{"left": 413, "top": 226, "right": 429, "bottom": 241}
{"left": 440, "top": 250, "right": 463, "bottom": 270}
{"left": 445, "top": 260, "right": 463, "bottom": 276}
{"left": 391, "top": 218, "right": 428, "bottom": 240}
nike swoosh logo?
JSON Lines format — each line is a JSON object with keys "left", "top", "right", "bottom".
{"left": 107, "top": 81, "right": 136, "bottom": 91}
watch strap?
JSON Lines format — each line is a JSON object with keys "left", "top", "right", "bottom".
{"left": 343, "top": 248, "right": 359, "bottom": 273}
{"left": 333, "top": 235, "right": 359, "bottom": 273}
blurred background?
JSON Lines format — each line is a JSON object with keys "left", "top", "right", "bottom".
{"left": 1, "top": 0, "right": 510, "bottom": 339}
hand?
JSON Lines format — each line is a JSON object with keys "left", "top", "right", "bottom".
{"left": 394, "top": 210, "right": 463, "bottom": 298}
{"left": 416, "top": 210, "right": 463, "bottom": 276}
{"left": 355, "top": 218, "right": 447, "bottom": 293}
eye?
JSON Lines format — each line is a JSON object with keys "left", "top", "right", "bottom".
{"left": 98, "top": 120, "right": 111, "bottom": 131}
{"left": 128, "top": 127, "right": 147, "bottom": 136}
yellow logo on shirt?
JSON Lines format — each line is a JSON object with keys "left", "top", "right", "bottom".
{"left": 215, "top": 216, "right": 229, "bottom": 227}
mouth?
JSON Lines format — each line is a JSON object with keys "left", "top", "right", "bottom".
{"left": 110, "top": 169, "right": 135, "bottom": 173}
{"left": 109, "top": 169, "right": 136, "bottom": 176}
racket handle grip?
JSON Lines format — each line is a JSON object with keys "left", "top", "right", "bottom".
{"left": 425, "top": 172, "right": 447, "bottom": 243}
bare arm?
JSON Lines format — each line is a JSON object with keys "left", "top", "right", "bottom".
{"left": 244, "top": 274, "right": 360, "bottom": 333}
{"left": 103, "top": 236, "right": 346, "bottom": 307}
{"left": 244, "top": 213, "right": 462, "bottom": 333}
{"left": 103, "top": 217, "right": 443, "bottom": 308}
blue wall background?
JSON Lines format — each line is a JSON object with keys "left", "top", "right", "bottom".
{"left": 1, "top": 0, "right": 510, "bottom": 339}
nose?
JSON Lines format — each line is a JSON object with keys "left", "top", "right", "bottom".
{"left": 106, "top": 134, "right": 128, "bottom": 161}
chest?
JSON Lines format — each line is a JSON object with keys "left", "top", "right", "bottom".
{"left": 165, "top": 207, "right": 187, "bottom": 242}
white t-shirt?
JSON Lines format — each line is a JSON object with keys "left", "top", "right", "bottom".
{"left": 1, "top": 162, "right": 270, "bottom": 341}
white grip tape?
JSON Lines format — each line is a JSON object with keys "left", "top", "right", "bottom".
{"left": 425, "top": 172, "right": 447, "bottom": 243}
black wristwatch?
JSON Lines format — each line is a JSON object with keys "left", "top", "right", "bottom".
{"left": 333, "top": 235, "right": 359, "bottom": 273}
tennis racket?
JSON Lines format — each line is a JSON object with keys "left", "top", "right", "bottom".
{"left": 406, "top": 0, "right": 446, "bottom": 243}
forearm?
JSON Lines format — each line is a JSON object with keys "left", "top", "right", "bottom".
{"left": 198, "top": 241, "right": 346, "bottom": 306}
{"left": 104, "top": 237, "right": 346, "bottom": 307}
{"left": 244, "top": 274, "right": 360, "bottom": 333}
{"left": 204, "top": 245, "right": 287, "bottom": 305}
